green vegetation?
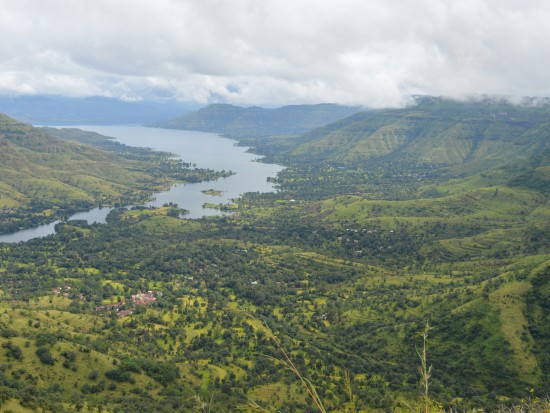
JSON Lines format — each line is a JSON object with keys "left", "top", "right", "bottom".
{"left": 201, "top": 189, "right": 224, "bottom": 197}
{"left": 0, "top": 115, "right": 229, "bottom": 234}
{"left": 0, "top": 98, "right": 549, "bottom": 412}
{"left": 202, "top": 202, "right": 238, "bottom": 211}
{"left": 287, "top": 97, "right": 550, "bottom": 169}
{"left": 222, "top": 98, "right": 550, "bottom": 187}
{"left": 152, "top": 103, "right": 361, "bottom": 138}
{"left": 0, "top": 199, "right": 548, "bottom": 411}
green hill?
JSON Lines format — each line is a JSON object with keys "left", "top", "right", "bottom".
{"left": 0, "top": 114, "right": 221, "bottom": 233}
{"left": 0, "top": 99, "right": 549, "bottom": 412}
{"left": 0, "top": 193, "right": 548, "bottom": 412}
{"left": 0, "top": 114, "right": 154, "bottom": 209}
{"left": 288, "top": 97, "right": 550, "bottom": 175}
{"left": 152, "top": 103, "right": 362, "bottom": 138}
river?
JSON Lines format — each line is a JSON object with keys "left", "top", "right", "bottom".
{"left": 0, "top": 126, "right": 284, "bottom": 243}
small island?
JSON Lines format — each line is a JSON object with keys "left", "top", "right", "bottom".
{"left": 201, "top": 189, "right": 224, "bottom": 197}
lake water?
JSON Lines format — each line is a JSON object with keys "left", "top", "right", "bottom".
{"left": 0, "top": 126, "right": 284, "bottom": 243}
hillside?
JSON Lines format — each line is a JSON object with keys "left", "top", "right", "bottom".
{"left": 286, "top": 97, "right": 550, "bottom": 175}
{"left": 152, "top": 103, "right": 362, "bottom": 138}
{"left": 0, "top": 183, "right": 548, "bottom": 412}
{"left": 0, "top": 114, "right": 222, "bottom": 234}
{"left": 0, "top": 114, "right": 150, "bottom": 208}
{"left": 0, "top": 99, "right": 549, "bottom": 412}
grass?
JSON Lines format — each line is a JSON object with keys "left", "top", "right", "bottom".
{"left": 493, "top": 395, "right": 550, "bottom": 413}
{"left": 316, "top": 186, "right": 541, "bottom": 225}
{"left": 246, "top": 382, "right": 308, "bottom": 411}
{"left": 0, "top": 399, "right": 36, "bottom": 412}
{"left": 0, "top": 252, "right": 546, "bottom": 412}
{"left": 489, "top": 280, "right": 540, "bottom": 384}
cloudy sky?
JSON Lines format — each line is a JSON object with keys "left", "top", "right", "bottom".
{"left": 1, "top": 0, "right": 549, "bottom": 107}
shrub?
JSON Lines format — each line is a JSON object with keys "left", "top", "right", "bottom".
{"left": 35, "top": 347, "right": 55, "bottom": 365}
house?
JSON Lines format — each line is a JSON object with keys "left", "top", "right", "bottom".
{"left": 131, "top": 291, "right": 157, "bottom": 305}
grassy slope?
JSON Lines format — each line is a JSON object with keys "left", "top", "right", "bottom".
{"left": 0, "top": 114, "right": 160, "bottom": 209}
{"left": 249, "top": 99, "right": 549, "bottom": 407}
{"left": 0, "top": 99, "right": 549, "bottom": 411}
{"left": 0, "top": 205, "right": 548, "bottom": 412}
{"left": 290, "top": 98, "right": 550, "bottom": 173}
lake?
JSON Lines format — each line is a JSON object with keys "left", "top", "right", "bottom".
{"left": 0, "top": 126, "right": 284, "bottom": 243}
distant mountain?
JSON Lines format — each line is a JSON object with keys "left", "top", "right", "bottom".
{"left": 0, "top": 95, "right": 199, "bottom": 125}
{"left": 152, "top": 103, "right": 362, "bottom": 137}
{"left": 289, "top": 97, "right": 550, "bottom": 173}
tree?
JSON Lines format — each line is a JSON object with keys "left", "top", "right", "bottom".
{"left": 36, "top": 346, "right": 55, "bottom": 365}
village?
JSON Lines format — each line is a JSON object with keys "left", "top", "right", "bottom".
{"left": 52, "top": 285, "right": 159, "bottom": 318}
{"left": 93, "top": 291, "right": 158, "bottom": 317}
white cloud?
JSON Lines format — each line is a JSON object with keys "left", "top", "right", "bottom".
{"left": 0, "top": 0, "right": 549, "bottom": 107}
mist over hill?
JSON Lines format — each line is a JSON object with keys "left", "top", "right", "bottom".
{"left": 0, "top": 95, "right": 199, "bottom": 125}
{"left": 288, "top": 97, "right": 550, "bottom": 170}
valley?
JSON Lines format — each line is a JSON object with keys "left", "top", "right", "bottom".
{"left": 0, "top": 98, "right": 548, "bottom": 412}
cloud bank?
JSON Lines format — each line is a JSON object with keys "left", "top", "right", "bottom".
{"left": 1, "top": 0, "right": 549, "bottom": 107}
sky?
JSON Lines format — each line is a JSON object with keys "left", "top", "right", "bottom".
{"left": 1, "top": 0, "right": 549, "bottom": 108}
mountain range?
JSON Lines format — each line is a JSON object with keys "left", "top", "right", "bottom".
{"left": 152, "top": 103, "right": 362, "bottom": 137}
{"left": 159, "top": 97, "right": 550, "bottom": 185}
{"left": 0, "top": 95, "right": 198, "bottom": 125}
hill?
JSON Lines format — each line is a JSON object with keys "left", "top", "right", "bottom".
{"left": 0, "top": 114, "right": 148, "bottom": 208}
{"left": 287, "top": 97, "right": 550, "bottom": 175}
{"left": 0, "top": 95, "right": 198, "bottom": 125}
{"left": 0, "top": 114, "right": 222, "bottom": 234}
{"left": 152, "top": 103, "right": 362, "bottom": 138}
{"left": 0, "top": 99, "right": 549, "bottom": 412}
{"left": 0, "top": 185, "right": 548, "bottom": 412}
